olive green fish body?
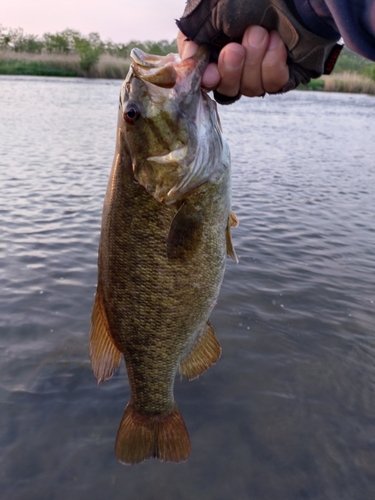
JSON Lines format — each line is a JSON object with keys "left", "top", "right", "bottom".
{"left": 90, "top": 47, "right": 238, "bottom": 465}
{"left": 102, "top": 140, "right": 229, "bottom": 407}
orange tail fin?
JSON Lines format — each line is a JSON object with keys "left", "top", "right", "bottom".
{"left": 115, "top": 403, "right": 191, "bottom": 465}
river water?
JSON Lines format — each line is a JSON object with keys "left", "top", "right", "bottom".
{"left": 0, "top": 75, "right": 374, "bottom": 500}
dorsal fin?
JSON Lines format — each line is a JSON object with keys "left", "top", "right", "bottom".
{"left": 89, "top": 285, "right": 122, "bottom": 384}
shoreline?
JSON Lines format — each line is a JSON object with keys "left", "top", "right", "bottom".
{"left": 0, "top": 51, "right": 130, "bottom": 79}
{"left": 300, "top": 73, "right": 375, "bottom": 95}
{"left": 1, "top": 51, "right": 375, "bottom": 95}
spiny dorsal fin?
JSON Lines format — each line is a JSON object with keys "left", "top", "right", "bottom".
{"left": 167, "top": 202, "right": 203, "bottom": 260}
{"left": 179, "top": 322, "right": 222, "bottom": 380}
{"left": 90, "top": 285, "right": 122, "bottom": 384}
{"left": 115, "top": 402, "right": 191, "bottom": 465}
{"left": 226, "top": 212, "right": 239, "bottom": 263}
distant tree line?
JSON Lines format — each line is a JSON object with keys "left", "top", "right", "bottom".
{"left": 0, "top": 26, "right": 177, "bottom": 72}
{"left": 1, "top": 25, "right": 375, "bottom": 81}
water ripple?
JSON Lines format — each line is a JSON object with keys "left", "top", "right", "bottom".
{"left": 1, "top": 76, "right": 375, "bottom": 499}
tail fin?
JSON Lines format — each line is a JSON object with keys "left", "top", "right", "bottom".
{"left": 115, "top": 403, "right": 191, "bottom": 465}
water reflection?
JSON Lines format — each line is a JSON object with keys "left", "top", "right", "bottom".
{"left": 1, "top": 76, "right": 375, "bottom": 499}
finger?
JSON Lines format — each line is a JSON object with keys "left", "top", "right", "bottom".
{"left": 216, "top": 43, "right": 246, "bottom": 97}
{"left": 201, "top": 62, "right": 221, "bottom": 90}
{"left": 177, "top": 30, "right": 198, "bottom": 60}
{"left": 177, "top": 31, "right": 220, "bottom": 91}
{"left": 261, "top": 31, "right": 289, "bottom": 93}
{"left": 240, "top": 25, "right": 269, "bottom": 97}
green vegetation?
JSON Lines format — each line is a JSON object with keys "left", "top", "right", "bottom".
{"left": 293, "top": 47, "right": 375, "bottom": 94}
{"left": 323, "top": 72, "right": 375, "bottom": 95}
{"left": 1, "top": 26, "right": 375, "bottom": 94}
{"left": 333, "top": 47, "right": 373, "bottom": 74}
{"left": 299, "top": 79, "right": 325, "bottom": 91}
{"left": 0, "top": 52, "right": 80, "bottom": 77}
{"left": 0, "top": 59, "right": 77, "bottom": 77}
{"left": 73, "top": 32, "right": 103, "bottom": 73}
{"left": 0, "top": 25, "right": 177, "bottom": 78}
{"left": 364, "top": 64, "right": 375, "bottom": 81}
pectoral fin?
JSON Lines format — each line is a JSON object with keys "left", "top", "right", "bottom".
{"left": 90, "top": 285, "right": 122, "bottom": 384}
{"left": 179, "top": 322, "right": 222, "bottom": 380}
{"left": 167, "top": 202, "right": 203, "bottom": 260}
{"left": 226, "top": 210, "right": 239, "bottom": 263}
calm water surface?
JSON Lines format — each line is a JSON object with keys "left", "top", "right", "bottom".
{"left": 1, "top": 75, "right": 374, "bottom": 500}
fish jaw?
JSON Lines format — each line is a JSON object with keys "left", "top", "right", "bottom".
{"left": 130, "top": 45, "right": 209, "bottom": 93}
{"left": 118, "top": 46, "right": 228, "bottom": 204}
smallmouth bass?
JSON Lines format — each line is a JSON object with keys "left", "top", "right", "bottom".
{"left": 90, "top": 46, "right": 238, "bottom": 465}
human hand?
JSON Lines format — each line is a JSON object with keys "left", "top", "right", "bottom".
{"left": 177, "top": 0, "right": 341, "bottom": 103}
{"left": 177, "top": 26, "right": 289, "bottom": 100}
{"left": 177, "top": 26, "right": 289, "bottom": 101}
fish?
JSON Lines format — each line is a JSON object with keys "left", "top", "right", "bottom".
{"left": 89, "top": 45, "right": 238, "bottom": 465}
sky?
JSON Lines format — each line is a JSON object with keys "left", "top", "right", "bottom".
{"left": 1, "top": 0, "right": 184, "bottom": 44}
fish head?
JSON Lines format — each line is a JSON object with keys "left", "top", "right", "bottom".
{"left": 119, "top": 46, "right": 228, "bottom": 204}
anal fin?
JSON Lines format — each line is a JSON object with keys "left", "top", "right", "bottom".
{"left": 115, "top": 402, "right": 191, "bottom": 465}
{"left": 89, "top": 285, "right": 122, "bottom": 384}
{"left": 179, "top": 322, "right": 222, "bottom": 380}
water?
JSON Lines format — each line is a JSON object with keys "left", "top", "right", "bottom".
{"left": 1, "top": 75, "right": 374, "bottom": 500}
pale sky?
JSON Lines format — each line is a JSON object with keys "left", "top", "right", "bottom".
{"left": 1, "top": 0, "right": 184, "bottom": 44}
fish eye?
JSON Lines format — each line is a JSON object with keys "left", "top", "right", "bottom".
{"left": 123, "top": 103, "right": 140, "bottom": 124}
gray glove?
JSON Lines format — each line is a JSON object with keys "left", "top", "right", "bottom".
{"left": 177, "top": 0, "right": 343, "bottom": 103}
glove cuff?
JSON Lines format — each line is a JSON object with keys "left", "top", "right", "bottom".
{"left": 213, "top": 90, "right": 242, "bottom": 105}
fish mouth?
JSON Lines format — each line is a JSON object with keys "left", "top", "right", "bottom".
{"left": 130, "top": 45, "right": 210, "bottom": 90}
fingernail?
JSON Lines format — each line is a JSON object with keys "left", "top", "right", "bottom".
{"left": 223, "top": 46, "right": 244, "bottom": 71}
{"left": 248, "top": 26, "right": 267, "bottom": 48}
{"left": 202, "top": 63, "right": 220, "bottom": 89}
{"left": 181, "top": 44, "right": 197, "bottom": 60}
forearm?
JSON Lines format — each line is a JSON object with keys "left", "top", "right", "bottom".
{"left": 294, "top": 0, "right": 375, "bottom": 60}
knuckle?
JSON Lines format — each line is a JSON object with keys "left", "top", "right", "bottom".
{"left": 263, "top": 67, "right": 289, "bottom": 93}
{"left": 240, "top": 82, "right": 264, "bottom": 98}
